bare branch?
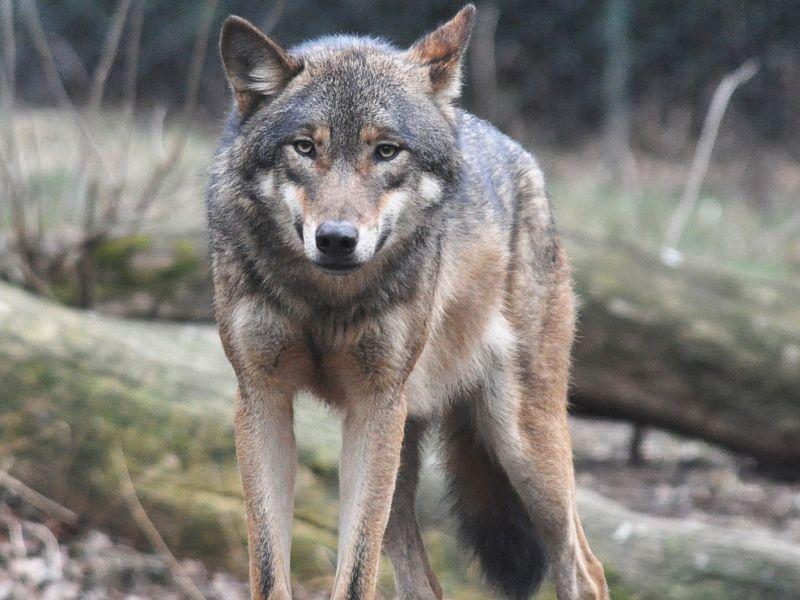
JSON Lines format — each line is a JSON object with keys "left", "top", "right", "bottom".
{"left": 182, "top": 0, "right": 219, "bottom": 118}
{"left": 470, "top": 2, "right": 500, "bottom": 123}
{"left": 0, "top": 0, "right": 15, "bottom": 102}
{"left": 0, "top": 0, "right": 25, "bottom": 242}
{"left": 20, "top": 0, "right": 117, "bottom": 182}
{"left": 0, "top": 95, "right": 26, "bottom": 243}
{"left": 112, "top": 446, "right": 207, "bottom": 600}
{"left": 113, "top": 0, "right": 146, "bottom": 221}
{"left": 88, "top": 0, "right": 132, "bottom": 112}
{"left": 662, "top": 59, "right": 759, "bottom": 259}
{"left": 20, "top": 0, "right": 72, "bottom": 109}
{"left": 0, "top": 512, "right": 26, "bottom": 558}
{"left": 121, "top": 0, "right": 217, "bottom": 231}
{"left": 261, "top": 0, "right": 286, "bottom": 36}
{"left": 123, "top": 0, "right": 145, "bottom": 117}
{"left": 129, "top": 138, "right": 186, "bottom": 231}
{"left": 24, "top": 521, "right": 64, "bottom": 580}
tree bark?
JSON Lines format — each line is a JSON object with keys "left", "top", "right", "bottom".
{"left": 567, "top": 232, "right": 800, "bottom": 470}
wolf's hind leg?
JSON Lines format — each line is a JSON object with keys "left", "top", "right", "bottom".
{"left": 494, "top": 413, "right": 608, "bottom": 600}
{"left": 383, "top": 418, "right": 442, "bottom": 600}
{"left": 491, "top": 405, "right": 608, "bottom": 600}
{"left": 479, "top": 312, "right": 609, "bottom": 600}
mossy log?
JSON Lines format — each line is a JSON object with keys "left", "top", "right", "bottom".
{"left": 1, "top": 281, "right": 800, "bottom": 599}
{"left": 567, "top": 234, "right": 800, "bottom": 470}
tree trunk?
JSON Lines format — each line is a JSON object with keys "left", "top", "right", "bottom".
{"left": 567, "top": 232, "right": 800, "bottom": 470}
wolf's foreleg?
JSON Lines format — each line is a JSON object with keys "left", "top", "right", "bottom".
{"left": 235, "top": 387, "right": 296, "bottom": 600}
{"left": 383, "top": 418, "right": 442, "bottom": 600}
{"left": 331, "top": 393, "right": 407, "bottom": 600}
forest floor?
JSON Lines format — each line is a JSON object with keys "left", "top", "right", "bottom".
{"left": 571, "top": 419, "right": 800, "bottom": 544}
{"left": 0, "top": 486, "right": 248, "bottom": 600}
{"left": 2, "top": 417, "right": 799, "bottom": 599}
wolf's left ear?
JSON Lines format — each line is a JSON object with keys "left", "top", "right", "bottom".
{"left": 220, "top": 16, "right": 301, "bottom": 115}
{"left": 408, "top": 4, "right": 476, "bottom": 110}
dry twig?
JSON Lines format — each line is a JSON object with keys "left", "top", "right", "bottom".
{"left": 88, "top": 0, "right": 133, "bottom": 112}
{"left": 261, "top": 0, "right": 286, "bottom": 35}
{"left": 470, "top": 2, "right": 501, "bottom": 123}
{"left": 123, "top": 0, "right": 145, "bottom": 118}
{"left": 182, "top": 0, "right": 219, "bottom": 117}
{"left": 24, "top": 520, "right": 64, "bottom": 580}
{"left": 662, "top": 59, "right": 759, "bottom": 259}
{"left": 19, "top": 0, "right": 116, "bottom": 182}
{"left": 0, "top": 511, "right": 27, "bottom": 558}
{"left": 0, "top": 468, "right": 78, "bottom": 525}
{"left": 0, "top": 0, "right": 26, "bottom": 246}
{"left": 112, "top": 446, "right": 207, "bottom": 600}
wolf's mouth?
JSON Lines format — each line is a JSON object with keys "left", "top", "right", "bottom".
{"left": 314, "top": 261, "right": 362, "bottom": 275}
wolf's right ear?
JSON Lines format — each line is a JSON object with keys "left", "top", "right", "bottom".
{"left": 220, "top": 16, "right": 301, "bottom": 115}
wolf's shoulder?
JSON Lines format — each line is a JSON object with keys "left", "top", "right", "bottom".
{"left": 453, "top": 110, "right": 546, "bottom": 219}
{"left": 455, "top": 110, "right": 539, "bottom": 173}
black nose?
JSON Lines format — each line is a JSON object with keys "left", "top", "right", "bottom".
{"left": 315, "top": 221, "right": 358, "bottom": 257}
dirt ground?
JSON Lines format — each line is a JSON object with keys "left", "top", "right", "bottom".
{"left": 571, "top": 418, "right": 800, "bottom": 544}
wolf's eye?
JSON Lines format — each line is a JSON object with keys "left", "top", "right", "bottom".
{"left": 293, "top": 139, "right": 315, "bottom": 157}
{"left": 375, "top": 144, "right": 400, "bottom": 161}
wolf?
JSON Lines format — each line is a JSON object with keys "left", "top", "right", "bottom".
{"left": 207, "top": 5, "right": 608, "bottom": 599}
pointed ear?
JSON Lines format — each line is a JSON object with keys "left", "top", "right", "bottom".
{"left": 219, "top": 16, "right": 301, "bottom": 115}
{"left": 408, "top": 5, "right": 476, "bottom": 109}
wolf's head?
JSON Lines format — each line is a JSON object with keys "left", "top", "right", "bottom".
{"left": 218, "top": 6, "right": 475, "bottom": 275}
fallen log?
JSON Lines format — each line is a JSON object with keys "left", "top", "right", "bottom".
{"left": 576, "top": 488, "right": 800, "bottom": 599}
{"left": 19, "top": 223, "right": 800, "bottom": 468}
{"left": 1, "top": 281, "right": 799, "bottom": 598}
{"left": 567, "top": 233, "right": 800, "bottom": 470}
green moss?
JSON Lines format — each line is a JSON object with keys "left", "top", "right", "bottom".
{"left": 0, "top": 352, "right": 243, "bottom": 572}
{"left": 290, "top": 519, "right": 337, "bottom": 581}
{"left": 604, "top": 566, "right": 639, "bottom": 600}
{"left": 93, "top": 235, "right": 151, "bottom": 272}
{"left": 141, "top": 240, "right": 206, "bottom": 303}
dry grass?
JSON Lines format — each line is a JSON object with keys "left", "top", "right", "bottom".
{"left": 542, "top": 144, "right": 800, "bottom": 279}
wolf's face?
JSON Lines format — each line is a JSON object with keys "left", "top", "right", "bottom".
{"left": 220, "top": 8, "right": 474, "bottom": 275}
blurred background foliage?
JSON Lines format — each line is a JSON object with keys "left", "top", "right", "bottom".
{"left": 5, "top": 0, "right": 798, "bottom": 281}
{"left": 18, "top": 0, "right": 800, "bottom": 151}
